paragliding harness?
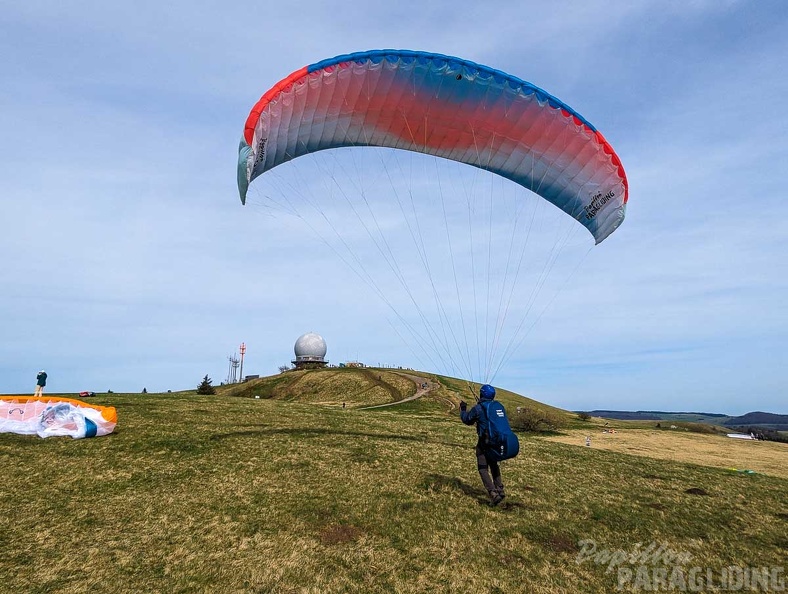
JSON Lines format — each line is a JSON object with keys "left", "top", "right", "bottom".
{"left": 478, "top": 400, "right": 520, "bottom": 462}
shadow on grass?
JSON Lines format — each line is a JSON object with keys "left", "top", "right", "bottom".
{"left": 499, "top": 501, "right": 531, "bottom": 511}
{"left": 209, "top": 426, "right": 466, "bottom": 449}
{"left": 421, "top": 474, "right": 536, "bottom": 510}
{"left": 421, "top": 473, "right": 488, "bottom": 504}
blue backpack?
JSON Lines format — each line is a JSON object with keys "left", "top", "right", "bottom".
{"left": 479, "top": 400, "right": 520, "bottom": 462}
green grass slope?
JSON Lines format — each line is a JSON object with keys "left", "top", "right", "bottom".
{"left": 1, "top": 388, "right": 786, "bottom": 593}
{"left": 217, "top": 367, "right": 574, "bottom": 421}
{"left": 217, "top": 368, "right": 417, "bottom": 408}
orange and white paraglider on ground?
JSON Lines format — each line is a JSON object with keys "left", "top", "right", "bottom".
{"left": 0, "top": 396, "right": 117, "bottom": 439}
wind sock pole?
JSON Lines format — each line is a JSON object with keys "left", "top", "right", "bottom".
{"left": 239, "top": 343, "right": 246, "bottom": 383}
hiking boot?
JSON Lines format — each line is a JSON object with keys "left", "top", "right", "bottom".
{"left": 490, "top": 491, "right": 504, "bottom": 506}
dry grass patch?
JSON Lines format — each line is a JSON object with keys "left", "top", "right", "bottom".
{"left": 544, "top": 428, "right": 788, "bottom": 478}
{"left": 540, "top": 533, "right": 580, "bottom": 554}
{"left": 318, "top": 524, "right": 365, "bottom": 545}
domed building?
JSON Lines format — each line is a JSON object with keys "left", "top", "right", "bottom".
{"left": 292, "top": 332, "right": 328, "bottom": 369}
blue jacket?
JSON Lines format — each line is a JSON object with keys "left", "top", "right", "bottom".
{"left": 460, "top": 392, "right": 495, "bottom": 439}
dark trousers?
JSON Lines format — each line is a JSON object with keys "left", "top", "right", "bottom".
{"left": 476, "top": 444, "right": 504, "bottom": 495}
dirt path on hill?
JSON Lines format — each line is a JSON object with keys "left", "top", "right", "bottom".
{"left": 359, "top": 373, "right": 439, "bottom": 409}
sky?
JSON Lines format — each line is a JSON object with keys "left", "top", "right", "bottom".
{"left": 1, "top": 0, "right": 786, "bottom": 415}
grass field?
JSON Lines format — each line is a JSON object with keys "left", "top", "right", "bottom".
{"left": 1, "top": 372, "right": 786, "bottom": 593}
{"left": 545, "top": 428, "right": 788, "bottom": 480}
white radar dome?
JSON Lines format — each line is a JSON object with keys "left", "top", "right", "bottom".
{"left": 294, "top": 332, "right": 327, "bottom": 362}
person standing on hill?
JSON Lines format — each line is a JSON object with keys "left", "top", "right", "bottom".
{"left": 460, "top": 384, "right": 519, "bottom": 506}
{"left": 34, "top": 370, "right": 47, "bottom": 397}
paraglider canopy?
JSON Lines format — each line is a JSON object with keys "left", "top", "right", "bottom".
{"left": 0, "top": 396, "right": 117, "bottom": 439}
{"left": 239, "top": 49, "right": 627, "bottom": 243}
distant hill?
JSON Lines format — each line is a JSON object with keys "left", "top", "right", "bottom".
{"left": 585, "top": 410, "right": 788, "bottom": 431}
{"left": 724, "top": 411, "right": 788, "bottom": 430}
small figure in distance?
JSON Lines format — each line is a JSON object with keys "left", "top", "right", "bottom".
{"left": 35, "top": 370, "right": 47, "bottom": 397}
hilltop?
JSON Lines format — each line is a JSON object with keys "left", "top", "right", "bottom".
{"left": 216, "top": 366, "right": 571, "bottom": 421}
